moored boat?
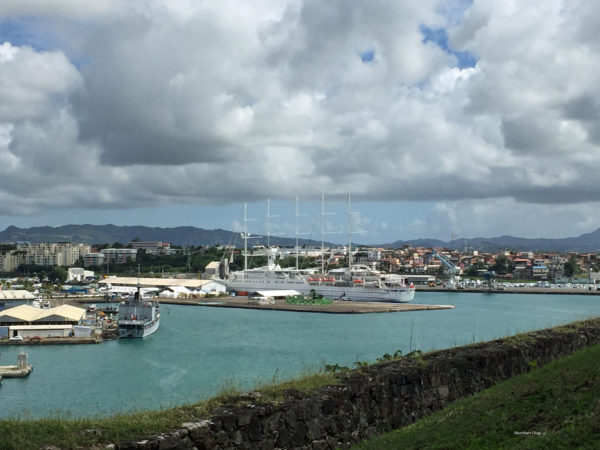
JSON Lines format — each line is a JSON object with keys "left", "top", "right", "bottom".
{"left": 221, "top": 196, "right": 415, "bottom": 303}
{"left": 117, "top": 280, "right": 160, "bottom": 338}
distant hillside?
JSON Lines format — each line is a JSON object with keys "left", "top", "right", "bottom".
{"left": 0, "top": 225, "right": 329, "bottom": 248}
{"left": 2, "top": 224, "right": 600, "bottom": 252}
{"left": 386, "top": 227, "right": 600, "bottom": 252}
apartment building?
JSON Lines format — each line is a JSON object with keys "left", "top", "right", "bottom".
{"left": 83, "top": 252, "right": 105, "bottom": 267}
{"left": 128, "top": 241, "right": 174, "bottom": 255}
{"left": 101, "top": 248, "right": 138, "bottom": 263}
{"left": 12, "top": 243, "right": 91, "bottom": 267}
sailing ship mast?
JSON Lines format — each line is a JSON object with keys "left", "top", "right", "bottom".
{"left": 242, "top": 202, "right": 260, "bottom": 272}
{"left": 244, "top": 203, "right": 249, "bottom": 271}
{"left": 295, "top": 196, "right": 309, "bottom": 270}
{"left": 266, "top": 198, "right": 277, "bottom": 248}
{"left": 320, "top": 195, "right": 337, "bottom": 275}
{"left": 348, "top": 193, "right": 352, "bottom": 268}
{"left": 346, "top": 193, "right": 364, "bottom": 271}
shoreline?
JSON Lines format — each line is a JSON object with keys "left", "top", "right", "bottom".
{"left": 416, "top": 285, "right": 600, "bottom": 295}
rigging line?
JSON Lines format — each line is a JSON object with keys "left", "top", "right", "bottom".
{"left": 300, "top": 220, "right": 317, "bottom": 269}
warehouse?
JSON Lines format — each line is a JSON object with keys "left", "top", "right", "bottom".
{"left": 0, "top": 304, "right": 87, "bottom": 339}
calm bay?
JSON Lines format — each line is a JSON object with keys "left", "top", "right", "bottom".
{"left": 2, "top": 291, "right": 600, "bottom": 419}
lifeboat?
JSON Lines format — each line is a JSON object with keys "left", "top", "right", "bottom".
{"left": 321, "top": 277, "right": 335, "bottom": 284}
{"left": 308, "top": 277, "right": 322, "bottom": 283}
{"left": 353, "top": 279, "right": 364, "bottom": 284}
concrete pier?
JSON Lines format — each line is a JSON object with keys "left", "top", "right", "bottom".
{"left": 159, "top": 297, "right": 455, "bottom": 314}
{"left": 0, "top": 352, "right": 33, "bottom": 378}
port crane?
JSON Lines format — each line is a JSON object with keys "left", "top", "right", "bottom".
{"left": 425, "top": 249, "right": 462, "bottom": 275}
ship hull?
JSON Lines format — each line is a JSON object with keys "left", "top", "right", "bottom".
{"left": 117, "top": 299, "right": 160, "bottom": 338}
{"left": 223, "top": 278, "right": 414, "bottom": 303}
{"left": 118, "top": 317, "right": 160, "bottom": 338}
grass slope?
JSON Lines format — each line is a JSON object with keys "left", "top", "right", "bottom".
{"left": 354, "top": 343, "right": 600, "bottom": 450}
{"left": 0, "top": 372, "right": 337, "bottom": 449}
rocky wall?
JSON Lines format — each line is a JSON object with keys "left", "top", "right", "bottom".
{"left": 116, "top": 319, "right": 600, "bottom": 449}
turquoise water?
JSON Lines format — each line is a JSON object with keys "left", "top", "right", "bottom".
{"left": 1, "top": 292, "right": 600, "bottom": 419}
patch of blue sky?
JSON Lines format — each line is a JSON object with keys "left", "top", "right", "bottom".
{"left": 0, "top": 18, "right": 90, "bottom": 69}
{"left": 360, "top": 49, "right": 375, "bottom": 63}
{"left": 420, "top": 25, "right": 476, "bottom": 69}
{"left": 0, "top": 18, "right": 52, "bottom": 52}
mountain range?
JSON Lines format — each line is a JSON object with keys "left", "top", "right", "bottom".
{"left": 1, "top": 224, "right": 600, "bottom": 252}
{"left": 0, "top": 225, "right": 325, "bottom": 248}
{"left": 386, "top": 228, "right": 600, "bottom": 252}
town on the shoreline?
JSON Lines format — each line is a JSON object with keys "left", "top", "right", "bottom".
{"left": 1, "top": 240, "right": 599, "bottom": 288}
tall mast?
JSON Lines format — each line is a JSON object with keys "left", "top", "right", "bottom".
{"left": 348, "top": 193, "right": 352, "bottom": 268}
{"left": 321, "top": 195, "right": 337, "bottom": 274}
{"left": 295, "top": 195, "right": 310, "bottom": 271}
{"left": 296, "top": 196, "right": 300, "bottom": 270}
{"left": 321, "top": 195, "right": 326, "bottom": 274}
{"left": 267, "top": 198, "right": 271, "bottom": 248}
{"left": 346, "top": 193, "right": 364, "bottom": 269}
{"left": 242, "top": 203, "right": 259, "bottom": 272}
{"left": 266, "top": 197, "right": 279, "bottom": 248}
{"left": 244, "top": 202, "right": 248, "bottom": 271}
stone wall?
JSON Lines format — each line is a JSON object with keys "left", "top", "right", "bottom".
{"left": 116, "top": 319, "right": 600, "bottom": 449}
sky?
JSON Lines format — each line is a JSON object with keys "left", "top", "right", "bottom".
{"left": 1, "top": 0, "right": 600, "bottom": 245}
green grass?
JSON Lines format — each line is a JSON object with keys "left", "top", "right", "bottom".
{"left": 0, "top": 370, "right": 339, "bottom": 450}
{"left": 353, "top": 343, "right": 600, "bottom": 450}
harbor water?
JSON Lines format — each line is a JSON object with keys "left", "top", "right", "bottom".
{"left": 2, "top": 291, "right": 600, "bottom": 419}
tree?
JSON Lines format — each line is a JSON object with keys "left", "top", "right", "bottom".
{"left": 491, "top": 255, "right": 509, "bottom": 275}
{"left": 48, "top": 266, "right": 68, "bottom": 284}
{"left": 466, "top": 262, "right": 485, "bottom": 276}
{"left": 564, "top": 256, "right": 579, "bottom": 278}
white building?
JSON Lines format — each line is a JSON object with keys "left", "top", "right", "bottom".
{"left": 129, "top": 241, "right": 176, "bottom": 255}
{"left": 7, "top": 242, "right": 92, "bottom": 267}
{"left": 67, "top": 268, "right": 95, "bottom": 282}
{"left": 0, "top": 304, "right": 87, "bottom": 339}
{"left": 99, "top": 276, "right": 226, "bottom": 297}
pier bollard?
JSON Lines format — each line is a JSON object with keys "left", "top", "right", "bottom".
{"left": 17, "top": 353, "right": 28, "bottom": 370}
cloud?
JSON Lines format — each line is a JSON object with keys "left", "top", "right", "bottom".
{"left": 0, "top": 0, "right": 600, "bottom": 240}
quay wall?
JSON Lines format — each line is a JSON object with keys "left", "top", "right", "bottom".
{"left": 116, "top": 317, "right": 600, "bottom": 450}
{"left": 416, "top": 285, "right": 600, "bottom": 295}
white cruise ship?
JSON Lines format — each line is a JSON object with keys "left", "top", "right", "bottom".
{"left": 222, "top": 249, "right": 415, "bottom": 303}
{"left": 222, "top": 196, "right": 415, "bottom": 303}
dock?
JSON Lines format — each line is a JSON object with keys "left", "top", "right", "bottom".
{"left": 0, "top": 336, "right": 101, "bottom": 346}
{"left": 159, "top": 297, "right": 455, "bottom": 314}
{"left": 0, "top": 364, "right": 33, "bottom": 378}
{"left": 0, "top": 353, "right": 33, "bottom": 378}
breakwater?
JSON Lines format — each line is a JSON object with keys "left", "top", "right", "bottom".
{"left": 114, "top": 317, "right": 600, "bottom": 449}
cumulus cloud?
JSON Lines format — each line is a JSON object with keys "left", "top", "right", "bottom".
{"left": 0, "top": 0, "right": 599, "bottom": 239}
